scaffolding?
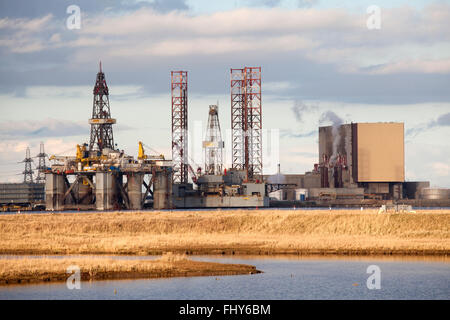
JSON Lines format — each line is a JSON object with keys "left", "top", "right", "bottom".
{"left": 230, "top": 67, "right": 262, "bottom": 181}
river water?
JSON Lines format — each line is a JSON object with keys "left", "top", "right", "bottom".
{"left": 0, "top": 255, "right": 448, "bottom": 300}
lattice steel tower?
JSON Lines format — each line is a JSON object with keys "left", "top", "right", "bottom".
{"left": 89, "top": 62, "right": 116, "bottom": 154}
{"left": 35, "top": 142, "right": 47, "bottom": 183}
{"left": 171, "top": 71, "right": 188, "bottom": 184}
{"left": 203, "top": 105, "right": 224, "bottom": 175}
{"left": 22, "top": 147, "right": 34, "bottom": 183}
{"left": 231, "top": 68, "right": 245, "bottom": 172}
{"left": 230, "top": 67, "right": 262, "bottom": 181}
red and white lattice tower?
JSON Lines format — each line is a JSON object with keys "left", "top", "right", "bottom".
{"left": 171, "top": 71, "right": 188, "bottom": 184}
{"left": 231, "top": 67, "right": 262, "bottom": 181}
{"left": 230, "top": 68, "right": 245, "bottom": 172}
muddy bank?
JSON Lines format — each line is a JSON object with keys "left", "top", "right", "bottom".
{"left": 0, "top": 254, "right": 260, "bottom": 286}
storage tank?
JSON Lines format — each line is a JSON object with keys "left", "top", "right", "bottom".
{"left": 127, "top": 173, "right": 144, "bottom": 210}
{"left": 420, "top": 188, "right": 450, "bottom": 200}
{"left": 269, "top": 189, "right": 283, "bottom": 201}
{"left": 95, "top": 172, "right": 118, "bottom": 210}
{"left": 45, "top": 173, "right": 65, "bottom": 210}
{"left": 153, "top": 169, "right": 173, "bottom": 209}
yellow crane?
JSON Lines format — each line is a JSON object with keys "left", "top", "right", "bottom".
{"left": 138, "top": 141, "right": 165, "bottom": 161}
{"left": 138, "top": 141, "right": 147, "bottom": 160}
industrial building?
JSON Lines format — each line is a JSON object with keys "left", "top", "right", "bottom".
{"left": 1, "top": 63, "right": 448, "bottom": 211}
{"left": 266, "top": 122, "right": 449, "bottom": 207}
{"left": 0, "top": 145, "right": 46, "bottom": 211}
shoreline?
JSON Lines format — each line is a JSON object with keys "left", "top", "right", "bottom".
{"left": 0, "top": 248, "right": 448, "bottom": 256}
{"left": 0, "top": 254, "right": 260, "bottom": 286}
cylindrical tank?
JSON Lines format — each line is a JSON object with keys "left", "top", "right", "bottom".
{"left": 153, "top": 169, "right": 173, "bottom": 209}
{"left": 95, "top": 172, "right": 116, "bottom": 210}
{"left": 268, "top": 189, "right": 283, "bottom": 201}
{"left": 127, "top": 173, "right": 144, "bottom": 210}
{"left": 45, "top": 173, "right": 65, "bottom": 210}
{"left": 421, "top": 188, "right": 450, "bottom": 200}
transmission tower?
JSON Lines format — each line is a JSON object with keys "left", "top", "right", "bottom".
{"left": 230, "top": 67, "right": 262, "bottom": 181}
{"left": 22, "top": 147, "right": 34, "bottom": 183}
{"left": 89, "top": 61, "right": 116, "bottom": 154}
{"left": 171, "top": 71, "right": 188, "bottom": 184}
{"left": 35, "top": 142, "right": 47, "bottom": 183}
{"left": 203, "top": 105, "right": 224, "bottom": 175}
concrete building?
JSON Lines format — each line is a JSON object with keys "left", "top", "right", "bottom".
{"left": 0, "top": 183, "right": 45, "bottom": 211}
{"left": 266, "top": 122, "right": 431, "bottom": 204}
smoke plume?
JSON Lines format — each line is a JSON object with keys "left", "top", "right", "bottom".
{"left": 291, "top": 100, "right": 318, "bottom": 123}
{"left": 319, "top": 111, "right": 344, "bottom": 162}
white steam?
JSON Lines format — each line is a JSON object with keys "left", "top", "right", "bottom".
{"left": 319, "top": 111, "right": 344, "bottom": 163}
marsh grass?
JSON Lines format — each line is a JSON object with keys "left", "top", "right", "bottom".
{"left": 0, "top": 209, "right": 448, "bottom": 255}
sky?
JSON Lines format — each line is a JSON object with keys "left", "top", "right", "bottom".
{"left": 0, "top": 0, "right": 449, "bottom": 187}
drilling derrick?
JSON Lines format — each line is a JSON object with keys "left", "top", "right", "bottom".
{"left": 35, "top": 142, "right": 47, "bottom": 183}
{"left": 203, "top": 105, "right": 224, "bottom": 175}
{"left": 231, "top": 67, "right": 262, "bottom": 181}
{"left": 89, "top": 62, "right": 116, "bottom": 155}
{"left": 171, "top": 71, "right": 188, "bottom": 184}
{"left": 231, "top": 68, "right": 245, "bottom": 172}
{"left": 22, "top": 147, "right": 34, "bottom": 183}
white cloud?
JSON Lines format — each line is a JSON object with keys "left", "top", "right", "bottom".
{"left": 431, "top": 162, "right": 450, "bottom": 176}
{"left": 0, "top": 118, "right": 87, "bottom": 138}
{"left": 0, "top": 14, "right": 53, "bottom": 32}
{"left": 2, "top": 5, "right": 450, "bottom": 74}
{"left": 368, "top": 58, "right": 450, "bottom": 75}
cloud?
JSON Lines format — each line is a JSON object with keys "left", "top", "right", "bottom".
{"left": 435, "top": 112, "right": 450, "bottom": 126}
{"left": 0, "top": 137, "right": 81, "bottom": 183}
{"left": 0, "top": 118, "right": 87, "bottom": 139}
{"left": 1, "top": 4, "right": 450, "bottom": 105}
{"left": 368, "top": 59, "right": 450, "bottom": 75}
{"left": 297, "top": 0, "right": 318, "bottom": 8}
{"left": 3, "top": 4, "right": 448, "bottom": 71}
{"left": 281, "top": 129, "right": 316, "bottom": 138}
{"left": 431, "top": 162, "right": 450, "bottom": 177}
{"left": 0, "top": 14, "right": 53, "bottom": 31}
{"left": 406, "top": 112, "right": 450, "bottom": 137}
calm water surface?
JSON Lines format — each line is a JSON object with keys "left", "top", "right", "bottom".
{"left": 0, "top": 255, "right": 448, "bottom": 300}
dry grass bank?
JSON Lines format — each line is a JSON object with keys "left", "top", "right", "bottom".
{"left": 0, "top": 253, "right": 259, "bottom": 285}
{"left": 0, "top": 209, "right": 449, "bottom": 255}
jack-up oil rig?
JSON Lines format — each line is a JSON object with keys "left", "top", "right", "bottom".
{"left": 45, "top": 64, "right": 268, "bottom": 211}
{"left": 45, "top": 63, "right": 173, "bottom": 211}
{"left": 171, "top": 67, "right": 268, "bottom": 208}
